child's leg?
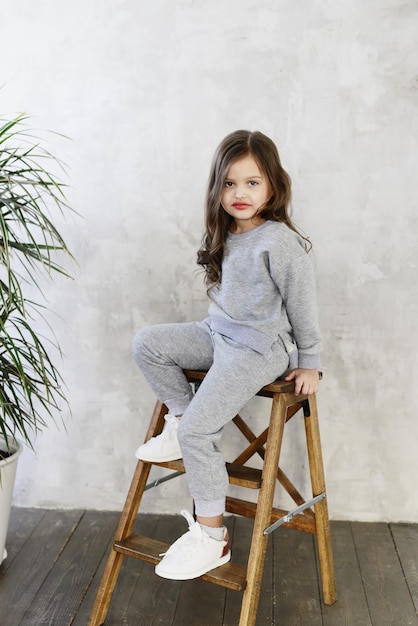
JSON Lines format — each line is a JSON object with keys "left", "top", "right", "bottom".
{"left": 132, "top": 321, "right": 214, "bottom": 415}
{"left": 178, "top": 333, "right": 289, "bottom": 517}
{"left": 155, "top": 333, "right": 289, "bottom": 581}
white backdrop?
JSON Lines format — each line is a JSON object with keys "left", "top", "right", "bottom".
{"left": 1, "top": 0, "right": 417, "bottom": 521}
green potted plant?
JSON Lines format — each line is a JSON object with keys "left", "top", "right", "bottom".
{"left": 0, "top": 113, "right": 73, "bottom": 562}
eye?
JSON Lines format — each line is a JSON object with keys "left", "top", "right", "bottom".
{"left": 249, "top": 180, "right": 259, "bottom": 186}
{"left": 225, "top": 181, "right": 234, "bottom": 187}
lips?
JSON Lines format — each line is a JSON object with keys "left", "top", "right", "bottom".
{"left": 232, "top": 203, "right": 250, "bottom": 210}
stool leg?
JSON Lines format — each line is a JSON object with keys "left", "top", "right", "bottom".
{"left": 304, "top": 394, "right": 337, "bottom": 605}
{"left": 239, "top": 392, "right": 287, "bottom": 626}
{"left": 89, "top": 401, "right": 167, "bottom": 626}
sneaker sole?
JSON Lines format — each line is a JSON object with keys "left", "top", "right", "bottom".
{"left": 135, "top": 450, "right": 182, "bottom": 462}
{"left": 155, "top": 550, "right": 231, "bottom": 580}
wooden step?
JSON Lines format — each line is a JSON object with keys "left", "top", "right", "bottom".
{"left": 153, "top": 459, "right": 262, "bottom": 489}
{"left": 114, "top": 534, "right": 247, "bottom": 591}
{"left": 226, "top": 496, "right": 317, "bottom": 534}
{"left": 184, "top": 368, "right": 295, "bottom": 395}
{"left": 184, "top": 368, "right": 321, "bottom": 399}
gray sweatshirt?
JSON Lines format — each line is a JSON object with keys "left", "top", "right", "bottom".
{"left": 206, "top": 220, "right": 322, "bottom": 369}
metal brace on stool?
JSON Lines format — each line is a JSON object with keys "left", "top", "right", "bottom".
{"left": 144, "top": 471, "right": 184, "bottom": 491}
{"left": 263, "top": 492, "right": 326, "bottom": 535}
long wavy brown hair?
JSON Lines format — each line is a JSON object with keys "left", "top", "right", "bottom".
{"left": 197, "top": 130, "right": 309, "bottom": 290}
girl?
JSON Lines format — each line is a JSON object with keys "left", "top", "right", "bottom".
{"left": 132, "top": 130, "right": 321, "bottom": 581}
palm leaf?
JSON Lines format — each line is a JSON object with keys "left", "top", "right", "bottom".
{"left": 0, "top": 113, "right": 74, "bottom": 449}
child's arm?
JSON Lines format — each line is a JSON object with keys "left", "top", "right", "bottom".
{"left": 285, "top": 368, "right": 320, "bottom": 396}
{"left": 271, "top": 247, "right": 322, "bottom": 375}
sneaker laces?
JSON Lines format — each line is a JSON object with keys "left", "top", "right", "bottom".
{"left": 159, "top": 510, "right": 211, "bottom": 558}
{"left": 151, "top": 414, "right": 178, "bottom": 443}
{"left": 162, "top": 413, "right": 179, "bottom": 431}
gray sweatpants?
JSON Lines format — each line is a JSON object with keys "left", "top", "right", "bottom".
{"left": 132, "top": 321, "right": 289, "bottom": 517}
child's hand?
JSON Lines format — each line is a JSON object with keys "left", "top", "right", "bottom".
{"left": 284, "top": 368, "right": 320, "bottom": 396}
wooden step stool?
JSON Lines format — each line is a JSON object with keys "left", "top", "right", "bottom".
{"left": 89, "top": 369, "right": 336, "bottom": 626}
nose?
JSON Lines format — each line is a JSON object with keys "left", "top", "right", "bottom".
{"left": 235, "top": 185, "right": 247, "bottom": 199}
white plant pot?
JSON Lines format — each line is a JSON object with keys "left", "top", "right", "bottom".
{"left": 0, "top": 437, "right": 23, "bottom": 564}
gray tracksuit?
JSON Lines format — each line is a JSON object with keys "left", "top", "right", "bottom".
{"left": 132, "top": 220, "right": 321, "bottom": 517}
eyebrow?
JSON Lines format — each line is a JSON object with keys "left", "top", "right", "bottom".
{"left": 225, "top": 175, "right": 263, "bottom": 180}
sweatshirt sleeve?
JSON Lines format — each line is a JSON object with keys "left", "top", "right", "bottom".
{"left": 270, "top": 252, "right": 322, "bottom": 369}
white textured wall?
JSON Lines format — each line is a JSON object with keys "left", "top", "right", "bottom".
{"left": 1, "top": 1, "right": 417, "bottom": 521}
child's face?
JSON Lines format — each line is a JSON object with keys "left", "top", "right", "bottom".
{"left": 221, "top": 155, "right": 271, "bottom": 234}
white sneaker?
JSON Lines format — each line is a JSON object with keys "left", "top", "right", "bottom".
{"left": 155, "top": 510, "right": 231, "bottom": 580}
{"left": 135, "top": 414, "right": 182, "bottom": 462}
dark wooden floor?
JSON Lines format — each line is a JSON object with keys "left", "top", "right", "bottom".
{"left": 0, "top": 508, "right": 417, "bottom": 626}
